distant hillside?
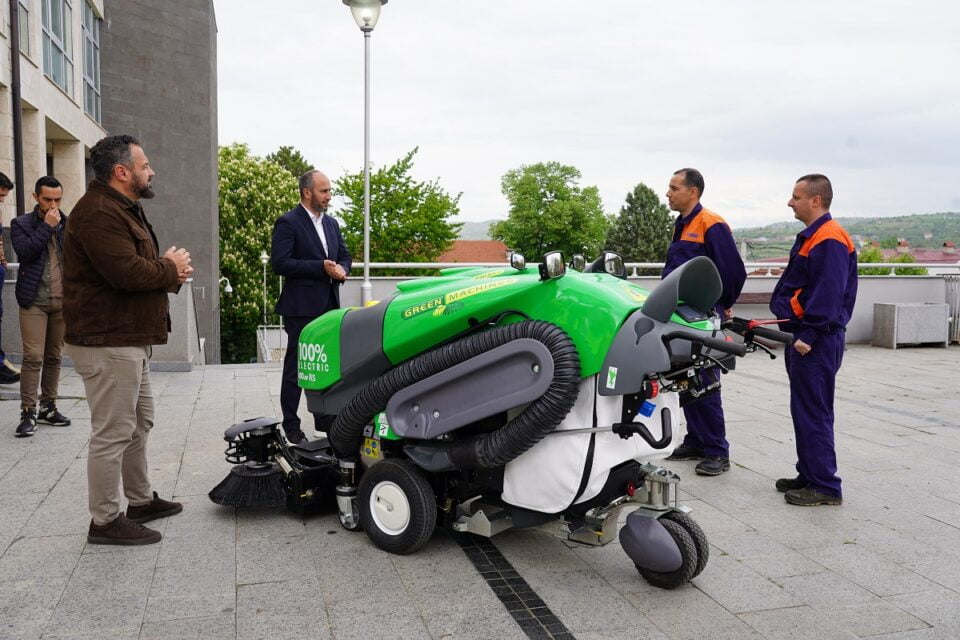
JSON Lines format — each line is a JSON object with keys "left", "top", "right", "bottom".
{"left": 736, "top": 212, "right": 960, "bottom": 248}
{"left": 458, "top": 219, "right": 499, "bottom": 240}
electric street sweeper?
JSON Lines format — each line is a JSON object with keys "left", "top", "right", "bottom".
{"left": 210, "top": 252, "right": 791, "bottom": 589}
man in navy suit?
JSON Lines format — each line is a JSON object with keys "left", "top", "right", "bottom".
{"left": 271, "top": 170, "right": 352, "bottom": 443}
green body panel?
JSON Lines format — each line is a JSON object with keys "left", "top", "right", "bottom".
{"left": 298, "top": 267, "right": 711, "bottom": 392}
{"left": 297, "top": 308, "right": 346, "bottom": 389}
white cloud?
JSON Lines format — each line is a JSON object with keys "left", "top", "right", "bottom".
{"left": 216, "top": 1, "right": 960, "bottom": 227}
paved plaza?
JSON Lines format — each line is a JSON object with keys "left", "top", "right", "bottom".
{"left": 1, "top": 345, "right": 959, "bottom": 639}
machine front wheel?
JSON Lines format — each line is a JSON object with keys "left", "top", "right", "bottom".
{"left": 358, "top": 459, "right": 437, "bottom": 555}
{"left": 661, "top": 511, "right": 709, "bottom": 578}
{"left": 636, "top": 518, "right": 698, "bottom": 589}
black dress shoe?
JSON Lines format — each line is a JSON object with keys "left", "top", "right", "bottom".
{"left": 666, "top": 444, "right": 705, "bottom": 461}
{"left": 775, "top": 476, "right": 806, "bottom": 493}
{"left": 286, "top": 431, "right": 308, "bottom": 445}
{"left": 784, "top": 487, "right": 842, "bottom": 506}
{"left": 695, "top": 456, "right": 730, "bottom": 476}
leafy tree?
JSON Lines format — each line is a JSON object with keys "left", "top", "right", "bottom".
{"left": 491, "top": 162, "right": 608, "bottom": 261}
{"left": 335, "top": 148, "right": 462, "bottom": 270}
{"left": 266, "top": 145, "right": 314, "bottom": 179}
{"left": 605, "top": 183, "right": 673, "bottom": 273}
{"left": 880, "top": 236, "right": 899, "bottom": 249}
{"left": 858, "top": 245, "right": 927, "bottom": 275}
{"left": 219, "top": 143, "right": 299, "bottom": 363}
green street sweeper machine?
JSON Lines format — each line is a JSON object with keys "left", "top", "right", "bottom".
{"left": 211, "top": 252, "right": 790, "bottom": 589}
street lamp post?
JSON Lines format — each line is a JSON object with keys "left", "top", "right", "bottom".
{"left": 343, "top": 0, "right": 387, "bottom": 306}
{"left": 260, "top": 250, "right": 270, "bottom": 325}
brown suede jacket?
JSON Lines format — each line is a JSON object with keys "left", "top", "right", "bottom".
{"left": 63, "top": 180, "right": 180, "bottom": 346}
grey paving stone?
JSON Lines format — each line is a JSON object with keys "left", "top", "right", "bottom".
{"left": 234, "top": 577, "right": 329, "bottom": 640}
{"left": 138, "top": 613, "right": 236, "bottom": 640}
{"left": 0, "top": 491, "right": 45, "bottom": 554}
{"left": 738, "top": 605, "right": 859, "bottom": 639}
{"left": 627, "top": 584, "right": 764, "bottom": 640}
{"left": 801, "top": 543, "right": 940, "bottom": 597}
{"left": 884, "top": 588, "right": 960, "bottom": 627}
{"left": 237, "top": 533, "right": 318, "bottom": 585}
{"left": 322, "top": 594, "right": 430, "bottom": 640}
{"left": 0, "top": 534, "right": 86, "bottom": 581}
{"left": 818, "top": 601, "right": 930, "bottom": 637}
{"left": 42, "top": 595, "right": 146, "bottom": 638}
{"left": 690, "top": 554, "right": 800, "bottom": 614}
{"left": 775, "top": 571, "right": 880, "bottom": 607}
{"left": 0, "top": 576, "right": 67, "bottom": 640}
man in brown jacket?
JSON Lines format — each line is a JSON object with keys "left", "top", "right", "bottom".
{"left": 63, "top": 134, "right": 193, "bottom": 545}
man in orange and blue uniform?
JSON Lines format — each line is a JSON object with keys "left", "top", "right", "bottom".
{"left": 770, "top": 174, "right": 857, "bottom": 506}
{"left": 663, "top": 168, "right": 746, "bottom": 476}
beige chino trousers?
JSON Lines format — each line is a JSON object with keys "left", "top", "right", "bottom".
{"left": 69, "top": 344, "right": 155, "bottom": 525}
{"left": 18, "top": 304, "right": 65, "bottom": 410}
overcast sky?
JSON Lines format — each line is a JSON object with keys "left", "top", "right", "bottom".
{"left": 216, "top": 1, "right": 960, "bottom": 228}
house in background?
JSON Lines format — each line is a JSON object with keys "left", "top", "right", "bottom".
{"left": 439, "top": 240, "right": 510, "bottom": 263}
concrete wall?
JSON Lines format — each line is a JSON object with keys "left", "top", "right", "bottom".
{"left": 99, "top": 0, "right": 220, "bottom": 362}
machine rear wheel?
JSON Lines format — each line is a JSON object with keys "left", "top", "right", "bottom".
{"left": 358, "top": 459, "right": 437, "bottom": 555}
{"left": 636, "top": 518, "right": 698, "bottom": 589}
{"left": 661, "top": 511, "right": 709, "bottom": 578}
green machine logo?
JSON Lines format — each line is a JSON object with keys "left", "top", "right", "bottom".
{"left": 298, "top": 339, "right": 339, "bottom": 386}
{"left": 401, "top": 278, "right": 518, "bottom": 320}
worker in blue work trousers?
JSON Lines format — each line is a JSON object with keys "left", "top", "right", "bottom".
{"left": 663, "top": 168, "right": 746, "bottom": 476}
{"left": 770, "top": 174, "right": 857, "bottom": 506}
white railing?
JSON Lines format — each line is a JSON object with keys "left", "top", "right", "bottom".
{"left": 342, "top": 261, "right": 960, "bottom": 277}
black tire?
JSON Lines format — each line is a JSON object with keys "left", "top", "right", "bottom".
{"left": 636, "top": 518, "right": 699, "bottom": 589}
{"left": 661, "top": 511, "right": 709, "bottom": 578}
{"left": 358, "top": 459, "right": 437, "bottom": 555}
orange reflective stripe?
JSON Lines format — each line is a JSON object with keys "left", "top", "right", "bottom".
{"left": 680, "top": 208, "right": 729, "bottom": 244}
{"left": 790, "top": 288, "right": 805, "bottom": 319}
{"left": 798, "top": 220, "right": 855, "bottom": 257}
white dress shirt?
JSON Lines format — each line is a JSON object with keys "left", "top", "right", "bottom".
{"left": 304, "top": 204, "right": 329, "bottom": 255}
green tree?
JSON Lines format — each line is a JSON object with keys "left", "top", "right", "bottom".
{"left": 491, "top": 162, "right": 608, "bottom": 260}
{"left": 335, "top": 148, "right": 462, "bottom": 270}
{"left": 879, "top": 236, "right": 899, "bottom": 249}
{"left": 858, "top": 245, "right": 928, "bottom": 275}
{"left": 219, "top": 143, "right": 299, "bottom": 363}
{"left": 266, "top": 145, "right": 314, "bottom": 179}
{"left": 605, "top": 183, "right": 673, "bottom": 273}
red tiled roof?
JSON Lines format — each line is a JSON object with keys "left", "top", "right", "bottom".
{"left": 880, "top": 249, "right": 960, "bottom": 263}
{"left": 439, "top": 240, "right": 510, "bottom": 263}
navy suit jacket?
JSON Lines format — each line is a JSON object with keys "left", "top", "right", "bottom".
{"left": 271, "top": 204, "right": 352, "bottom": 318}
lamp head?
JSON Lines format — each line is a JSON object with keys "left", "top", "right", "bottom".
{"left": 343, "top": 0, "right": 387, "bottom": 31}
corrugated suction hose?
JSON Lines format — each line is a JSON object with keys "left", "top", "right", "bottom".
{"left": 329, "top": 320, "right": 581, "bottom": 468}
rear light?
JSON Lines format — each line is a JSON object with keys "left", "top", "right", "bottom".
{"left": 647, "top": 380, "right": 659, "bottom": 398}
{"left": 626, "top": 481, "right": 636, "bottom": 497}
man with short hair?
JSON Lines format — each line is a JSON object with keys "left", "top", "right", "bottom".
{"left": 0, "top": 172, "right": 22, "bottom": 386}
{"left": 11, "top": 176, "right": 71, "bottom": 437}
{"left": 271, "top": 170, "right": 351, "bottom": 444}
{"left": 771, "top": 174, "right": 857, "bottom": 506}
{"left": 662, "top": 168, "right": 746, "bottom": 476}
{"left": 63, "top": 135, "right": 192, "bottom": 544}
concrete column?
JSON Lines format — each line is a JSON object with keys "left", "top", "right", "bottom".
{"left": 51, "top": 140, "right": 85, "bottom": 212}
{"left": 0, "top": 87, "right": 13, "bottom": 227}
{"left": 20, "top": 107, "right": 46, "bottom": 207}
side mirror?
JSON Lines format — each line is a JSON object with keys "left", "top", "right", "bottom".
{"left": 603, "top": 252, "right": 627, "bottom": 279}
{"left": 584, "top": 251, "right": 627, "bottom": 279}
{"left": 539, "top": 251, "right": 566, "bottom": 281}
{"left": 509, "top": 252, "right": 526, "bottom": 271}
{"left": 569, "top": 254, "right": 586, "bottom": 271}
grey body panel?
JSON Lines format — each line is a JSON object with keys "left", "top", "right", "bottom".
{"left": 306, "top": 295, "right": 395, "bottom": 415}
{"left": 387, "top": 338, "right": 554, "bottom": 439}
{"left": 619, "top": 510, "right": 683, "bottom": 572}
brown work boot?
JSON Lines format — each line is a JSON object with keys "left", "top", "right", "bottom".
{"left": 126, "top": 491, "right": 183, "bottom": 524}
{"left": 87, "top": 514, "right": 161, "bottom": 545}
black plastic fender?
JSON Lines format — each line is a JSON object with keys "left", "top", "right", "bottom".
{"left": 619, "top": 510, "right": 683, "bottom": 573}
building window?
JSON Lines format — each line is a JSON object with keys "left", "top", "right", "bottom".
{"left": 82, "top": 2, "right": 100, "bottom": 122}
{"left": 41, "top": 0, "right": 73, "bottom": 95}
{"left": 18, "top": 0, "right": 30, "bottom": 56}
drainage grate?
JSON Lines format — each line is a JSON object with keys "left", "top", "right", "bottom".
{"left": 454, "top": 533, "right": 576, "bottom": 639}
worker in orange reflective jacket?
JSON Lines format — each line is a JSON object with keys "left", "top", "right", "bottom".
{"left": 663, "top": 168, "right": 746, "bottom": 477}
{"left": 770, "top": 174, "right": 858, "bottom": 506}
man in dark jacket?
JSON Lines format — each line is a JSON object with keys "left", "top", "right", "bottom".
{"left": 662, "top": 168, "right": 746, "bottom": 476}
{"left": 63, "top": 135, "right": 192, "bottom": 545}
{"left": 0, "top": 171, "right": 22, "bottom": 385}
{"left": 770, "top": 174, "right": 857, "bottom": 507}
{"left": 11, "top": 176, "right": 72, "bottom": 437}
{"left": 271, "top": 170, "right": 351, "bottom": 444}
